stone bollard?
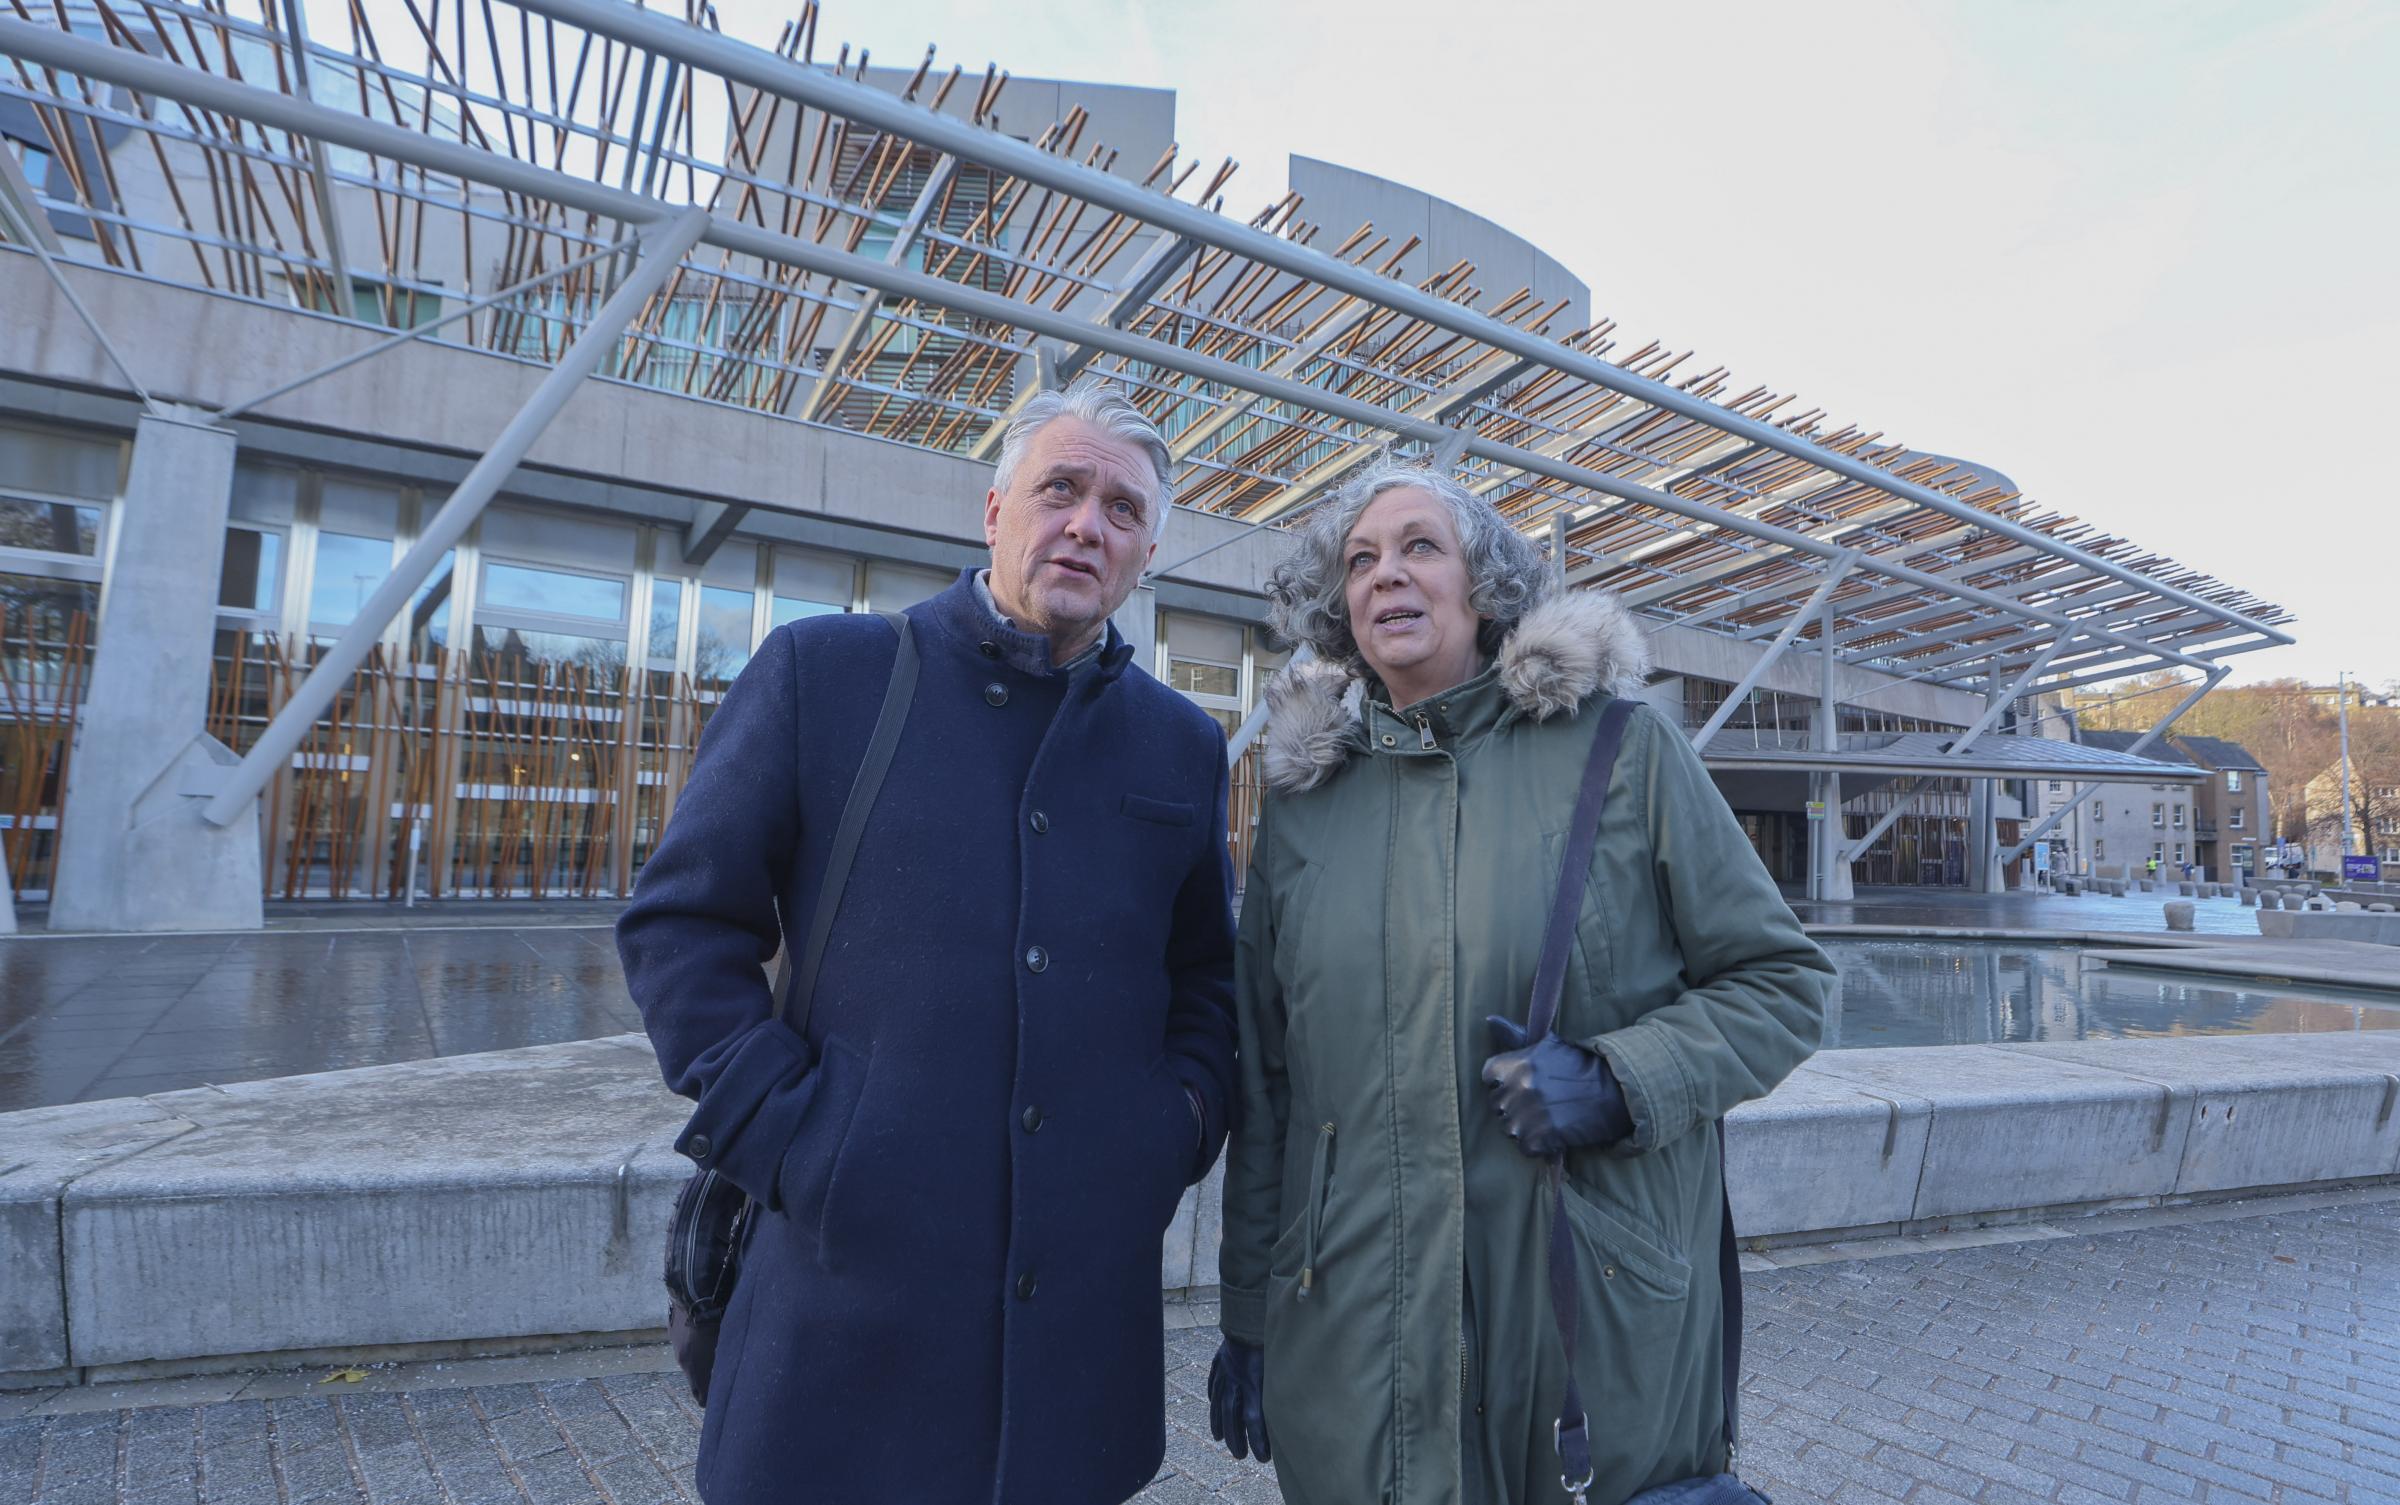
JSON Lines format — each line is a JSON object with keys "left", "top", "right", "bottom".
{"left": 2178, "top": 881, "right": 2196, "bottom": 896}
{"left": 2240, "top": 888, "right": 2258, "bottom": 907}
{"left": 2336, "top": 901, "right": 2363, "bottom": 913}
{"left": 2164, "top": 900, "right": 2196, "bottom": 931}
{"left": 2112, "top": 879, "right": 2129, "bottom": 897}
{"left": 2283, "top": 893, "right": 2307, "bottom": 910}
{"left": 2372, "top": 903, "right": 2396, "bottom": 914}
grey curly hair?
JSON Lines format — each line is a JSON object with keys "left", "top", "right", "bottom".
{"left": 1264, "top": 460, "right": 1553, "bottom": 673}
{"left": 992, "top": 377, "right": 1175, "bottom": 542}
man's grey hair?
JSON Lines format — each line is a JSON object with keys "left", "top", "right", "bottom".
{"left": 1265, "top": 459, "right": 1553, "bottom": 672}
{"left": 992, "top": 377, "right": 1176, "bottom": 542}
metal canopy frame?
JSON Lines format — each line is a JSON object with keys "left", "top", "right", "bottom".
{"left": 1, "top": 0, "right": 2291, "bottom": 719}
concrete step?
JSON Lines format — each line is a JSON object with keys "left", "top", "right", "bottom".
{"left": 7, "top": 1030, "right": 2400, "bottom": 1386}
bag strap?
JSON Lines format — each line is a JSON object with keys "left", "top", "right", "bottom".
{"left": 770, "top": 609, "right": 918, "bottom": 1033}
{"left": 1530, "top": 697, "right": 1634, "bottom": 1501}
{"left": 1531, "top": 700, "right": 1747, "bottom": 1495}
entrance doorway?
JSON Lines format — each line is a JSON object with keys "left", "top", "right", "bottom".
{"left": 1738, "top": 810, "right": 1807, "bottom": 884}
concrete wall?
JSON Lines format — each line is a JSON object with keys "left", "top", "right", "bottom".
{"left": 9, "top": 1029, "right": 2399, "bottom": 1382}
{"left": 0, "top": 253, "right": 1280, "bottom": 612}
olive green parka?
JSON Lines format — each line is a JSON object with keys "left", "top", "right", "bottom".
{"left": 1220, "top": 592, "right": 1833, "bottom": 1505}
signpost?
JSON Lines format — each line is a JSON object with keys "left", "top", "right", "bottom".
{"left": 2343, "top": 854, "right": 2383, "bottom": 884}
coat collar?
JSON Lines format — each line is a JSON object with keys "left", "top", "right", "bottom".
{"left": 926, "top": 567, "right": 1135, "bottom": 681}
{"left": 1261, "top": 590, "right": 1652, "bottom": 794}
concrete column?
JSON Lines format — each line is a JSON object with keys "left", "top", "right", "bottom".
{"left": 1969, "top": 778, "right": 2002, "bottom": 893}
{"left": 48, "top": 408, "right": 264, "bottom": 932}
{"left": 1821, "top": 771, "right": 1854, "bottom": 900}
{"left": 1113, "top": 582, "right": 1158, "bottom": 679}
{"left": 0, "top": 845, "right": 15, "bottom": 934}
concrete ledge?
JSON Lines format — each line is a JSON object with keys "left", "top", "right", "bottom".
{"left": 2257, "top": 909, "right": 2400, "bottom": 945}
{"left": 10, "top": 1030, "right": 2400, "bottom": 1383}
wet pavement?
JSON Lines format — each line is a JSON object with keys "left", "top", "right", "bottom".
{"left": 0, "top": 923, "right": 634, "bottom": 1114}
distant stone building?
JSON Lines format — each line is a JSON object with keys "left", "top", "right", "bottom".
{"left": 2043, "top": 732, "right": 2200, "bottom": 879}
{"left": 2164, "top": 737, "right": 2270, "bottom": 881}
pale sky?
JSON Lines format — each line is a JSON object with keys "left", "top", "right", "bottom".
{"left": 710, "top": 0, "right": 2396, "bottom": 687}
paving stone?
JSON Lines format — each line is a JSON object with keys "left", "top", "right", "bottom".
{"left": 16, "top": 1196, "right": 2399, "bottom": 1502}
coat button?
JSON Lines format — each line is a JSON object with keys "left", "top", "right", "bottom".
{"left": 979, "top": 640, "right": 1001, "bottom": 659}
{"left": 686, "top": 1133, "right": 712, "bottom": 1161}
{"left": 1024, "top": 945, "right": 1049, "bottom": 973}
{"left": 1022, "top": 1106, "right": 1044, "bottom": 1132}
{"left": 1029, "top": 810, "right": 1049, "bottom": 834}
{"left": 985, "top": 682, "right": 1009, "bottom": 706}
{"left": 1381, "top": 733, "right": 1396, "bottom": 747}
{"left": 1016, "top": 1273, "right": 1037, "bottom": 1301}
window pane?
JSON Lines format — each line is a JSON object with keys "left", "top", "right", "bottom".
{"left": 0, "top": 572, "right": 98, "bottom": 682}
{"left": 0, "top": 496, "right": 101, "bottom": 556}
{"left": 771, "top": 595, "right": 843, "bottom": 628}
{"left": 309, "top": 532, "right": 392, "bottom": 626}
{"left": 648, "top": 578, "right": 683, "bottom": 661}
{"left": 471, "top": 624, "right": 625, "bottom": 680}
{"left": 864, "top": 562, "right": 952, "bottom": 611}
{"left": 696, "top": 585, "right": 754, "bottom": 682}
{"left": 774, "top": 548, "right": 852, "bottom": 608}
{"left": 219, "top": 528, "right": 281, "bottom": 613}
{"left": 1170, "top": 660, "right": 1239, "bottom": 697}
{"left": 481, "top": 561, "right": 627, "bottom": 622}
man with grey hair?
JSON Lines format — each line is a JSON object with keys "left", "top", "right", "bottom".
{"left": 618, "top": 377, "right": 1237, "bottom": 1505}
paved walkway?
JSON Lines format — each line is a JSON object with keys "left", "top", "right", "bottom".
{"left": 6, "top": 1193, "right": 2394, "bottom": 1503}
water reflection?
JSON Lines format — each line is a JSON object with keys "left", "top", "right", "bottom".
{"left": 1819, "top": 941, "right": 2400, "bottom": 1049}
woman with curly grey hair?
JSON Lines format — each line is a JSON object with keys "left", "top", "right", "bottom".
{"left": 1209, "top": 461, "right": 1831, "bottom": 1504}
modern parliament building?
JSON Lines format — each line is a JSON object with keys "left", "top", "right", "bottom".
{"left": 0, "top": 0, "right": 2293, "bottom": 930}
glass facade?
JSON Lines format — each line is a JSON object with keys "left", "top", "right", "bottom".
{"left": 0, "top": 419, "right": 1289, "bottom": 902}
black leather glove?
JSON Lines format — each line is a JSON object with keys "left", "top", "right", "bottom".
{"left": 1206, "top": 1336, "right": 1271, "bottom": 1462}
{"left": 1480, "top": 1017, "right": 1634, "bottom": 1156}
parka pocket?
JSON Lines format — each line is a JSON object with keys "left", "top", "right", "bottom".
{"left": 1559, "top": 1180, "right": 1690, "bottom": 1299}
{"left": 1267, "top": 1120, "right": 1336, "bottom": 1293}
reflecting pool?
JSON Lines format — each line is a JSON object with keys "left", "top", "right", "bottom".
{"left": 1817, "top": 940, "right": 2400, "bottom": 1049}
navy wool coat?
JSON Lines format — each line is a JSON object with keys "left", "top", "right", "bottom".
{"left": 617, "top": 571, "right": 1238, "bottom": 1505}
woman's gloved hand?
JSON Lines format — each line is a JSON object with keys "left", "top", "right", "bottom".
{"left": 1207, "top": 1336, "right": 1272, "bottom": 1462}
{"left": 1480, "top": 1017, "right": 1635, "bottom": 1156}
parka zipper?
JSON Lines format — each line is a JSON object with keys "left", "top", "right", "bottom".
{"left": 1415, "top": 713, "right": 1436, "bottom": 751}
{"left": 1298, "top": 1121, "right": 1335, "bottom": 1299}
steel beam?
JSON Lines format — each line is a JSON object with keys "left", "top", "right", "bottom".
{"left": 211, "top": 232, "right": 638, "bottom": 421}
{"left": 197, "top": 207, "right": 710, "bottom": 825}
{"left": 276, "top": 0, "right": 356, "bottom": 315}
{"left": 0, "top": 136, "right": 63, "bottom": 253}
{"left": 1689, "top": 554, "right": 1853, "bottom": 753}
{"left": 0, "top": 20, "right": 2253, "bottom": 686}
{"left": 797, "top": 153, "right": 957, "bottom": 423}
{"left": 2001, "top": 666, "right": 2226, "bottom": 863}
{"left": 968, "top": 228, "right": 1205, "bottom": 461}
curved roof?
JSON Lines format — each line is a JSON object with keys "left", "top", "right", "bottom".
{"left": 0, "top": 0, "right": 2292, "bottom": 701}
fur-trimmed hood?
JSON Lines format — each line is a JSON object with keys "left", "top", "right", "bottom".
{"left": 1261, "top": 591, "right": 1652, "bottom": 794}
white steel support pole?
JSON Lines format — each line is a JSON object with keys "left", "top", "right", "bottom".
{"left": 501, "top": 0, "right": 2294, "bottom": 651}
{"left": 198, "top": 207, "right": 708, "bottom": 826}
{"left": 1692, "top": 555, "right": 1855, "bottom": 754}
{"left": 1226, "top": 646, "right": 1313, "bottom": 768}
{"left": 2002, "top": 666, "right": 2227, "bottom": 864}
{"left": 277, "top": 0, "right": 355, "bottom": 315}
{"left": 0, "top": 22, "right": 2267, "bottom": 688}
{"left": 1817, "top": 576, "right": 1850, "bottom": 901}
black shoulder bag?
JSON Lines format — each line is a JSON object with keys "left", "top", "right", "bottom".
{"left": 1525, "top": 698, "right": 1770, "bottom": 1505}
{"left": 663, "top": 609, "right": 920, "bottom": 1405}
